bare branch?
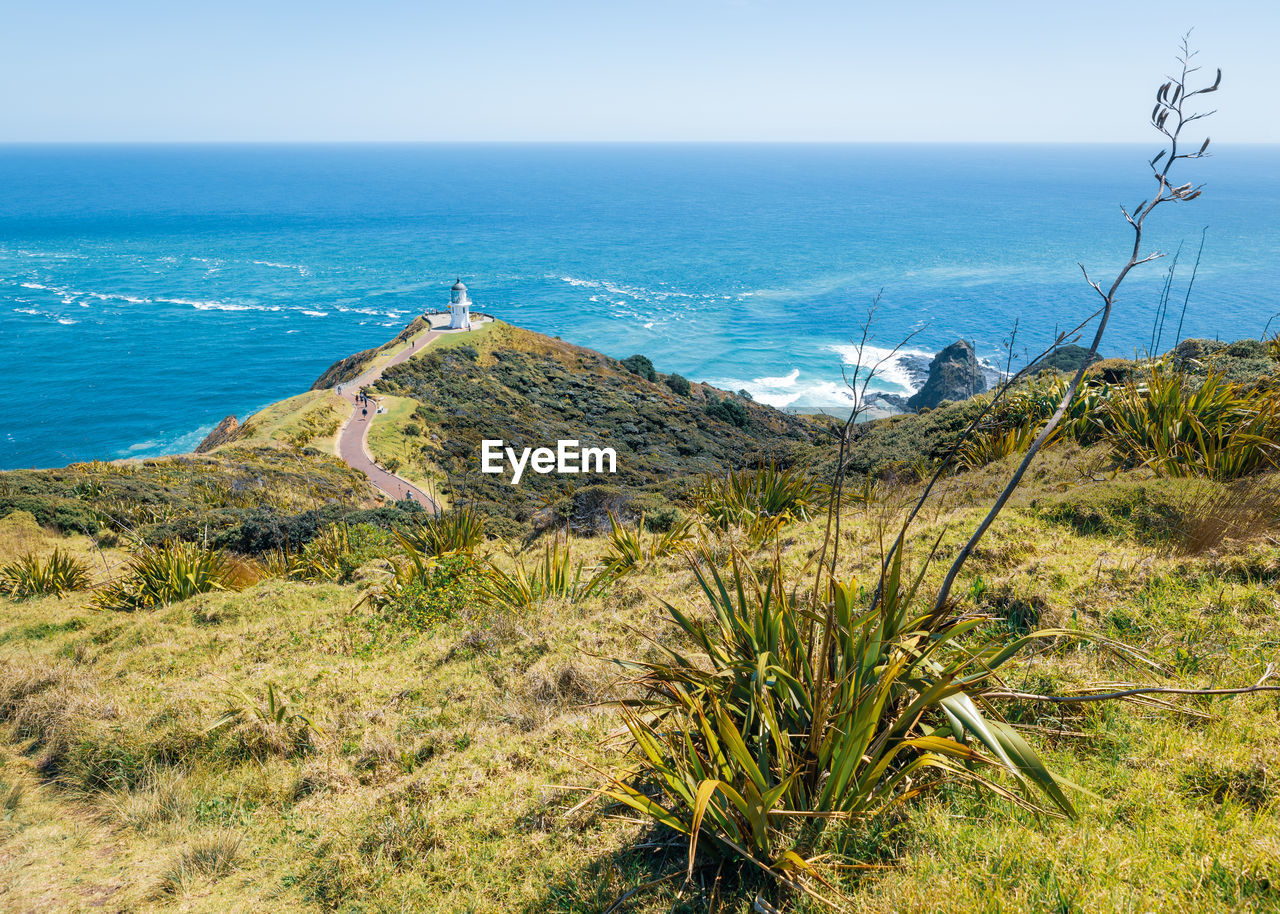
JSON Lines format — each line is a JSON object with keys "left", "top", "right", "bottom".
{"left": 927, "top": 37, "right": 1220, "bottom": 617}
{"left": 989, "top": 665, "right": 1279, "bottom": 704}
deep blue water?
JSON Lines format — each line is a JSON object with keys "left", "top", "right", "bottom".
{"left": 2, "top": 143, "right": 1278, "bottom": 469}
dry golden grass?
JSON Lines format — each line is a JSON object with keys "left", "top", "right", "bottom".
{"left": 0, "top": 444, "right": 1277, "bottom": 911}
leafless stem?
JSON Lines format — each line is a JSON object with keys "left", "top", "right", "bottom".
{"left": 929, "top": 35, "right": 1219, "bottom": 617}
{"left": 988, "top": 665, "right": 1278, "bottom": 703}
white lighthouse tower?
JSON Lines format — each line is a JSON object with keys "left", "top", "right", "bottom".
{"left": 448, "top": 278, "right": 472, "bottom": 330}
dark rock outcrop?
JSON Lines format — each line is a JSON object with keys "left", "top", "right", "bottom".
{"left": 907, "top": 340, "right": 987, "bottom": 411}
{"left": 196, "top": 415, "right": 240, "bottom": 453}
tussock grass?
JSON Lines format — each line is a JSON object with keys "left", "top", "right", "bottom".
{"left": 105, "top": 765, "right": 192, "bottom": 830}
{"left": 0, "top": 509, "right": 51, "bottom": 563}
{"left": 157, "top": 829, "right": 242, "bottom": 895}
{"left": 1, "top": 775, "right": 23, "bottom": 814}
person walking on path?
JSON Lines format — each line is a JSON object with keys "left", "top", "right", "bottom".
{"left": 335, "top": 327, "right": 442, "bottom": 512}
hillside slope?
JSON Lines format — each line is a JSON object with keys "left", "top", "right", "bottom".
{"left": 354, "top": 321, "right": 822, "bottom": 532}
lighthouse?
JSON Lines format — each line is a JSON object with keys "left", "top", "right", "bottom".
{"left": 448, "top": 279, "right": 472, "bottom": 330}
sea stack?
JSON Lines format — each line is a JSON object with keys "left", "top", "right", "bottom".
{"left": 907, "top": 340, "right": 987, "bottom": 411}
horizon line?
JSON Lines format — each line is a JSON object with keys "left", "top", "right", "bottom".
{"left": 2, "top": 138, "right": 1277, "bottom": 147}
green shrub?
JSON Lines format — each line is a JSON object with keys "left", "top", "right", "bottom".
{"left": 0, "top": 497, "right": 101, "bottom": 535}
{"left": 548, "top": 485, "right": 633, "bottom": 536}
{"left": 621, "top": 354, "right": 658, "bottom": 381}
{"left": 704, "top": 395, "right": 749, "bottom": 428}
{"left": 665, "top": 373, "right": 692, "bottom": 396}
{"left": 1086, "top": 358, "right": 1136, "bottom": 384}
{"left": 841, "top": 396, "right": 989, "bottom": 478}
{"left": 372, "top": 553, "right": 486, "bottom": 627}
{"left": 0, "top": 548, "right": 91, "bottom": 600}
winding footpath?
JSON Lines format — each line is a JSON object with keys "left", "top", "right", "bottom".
{"left": 335, "top": 329, "right": 442, "bottom": 513}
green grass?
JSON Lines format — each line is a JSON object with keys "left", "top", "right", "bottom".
{"left": 1, "top": 441, "right": 1278, "bottom": 911}
{"left": 365, "top": 394, "right": 446, "bottom": 506}
{"left": 232, "top": 390, "right": 345, "bottom": 455}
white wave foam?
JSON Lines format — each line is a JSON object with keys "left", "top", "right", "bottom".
{"left": 828, "top": 343, "right": 933, "bottom": 394}
{"left": 253, "top": 260, "right": 311, "bottom": 276}
{"left": 165, "top": 298, "right": 250, "bottom": 311}
{"left": 21, "top": 281, "right": 151, "bottom": 305}
{"left": 87, "top": 291, "right": 150, "bottom": 304}
{"left": 13, "top": 306, "right": 78, "bottom": 326}
{"left": 156, "top": 297, "right": 280, "bottom": 313}
{"left": 705, "top": 369, "right": 860, "bottom": 409}
{"left": 553, "top": 274, "right": 700, "bottom": 303}
{"left": 301, "top": 310, "right": 328, "bottom": 317}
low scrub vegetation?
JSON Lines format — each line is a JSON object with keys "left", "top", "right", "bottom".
{"left": 955, "top": 360, "right": 1280, "bottom": 482}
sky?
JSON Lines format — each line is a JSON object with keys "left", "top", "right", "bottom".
{"left": 3, "top": 0, "right": 1278, "bottom": 143}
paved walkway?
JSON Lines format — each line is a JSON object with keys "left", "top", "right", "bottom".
{"left": 335, "top": 330, "right": 442, "bottom": 513}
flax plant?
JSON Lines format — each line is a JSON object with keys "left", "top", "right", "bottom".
{"left": 598, "top": 512, "right": 695, "bottom": 582}
{"left": 92, "top": 541, "right": 236, "bottom": 611}
{"left": 1099, "top": 363, "right": 1280, "bottom": 478}
{"left": 1, "top": 548, "right": 92, "bottom": 600}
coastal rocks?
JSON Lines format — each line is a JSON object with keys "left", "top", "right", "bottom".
{"left": 906, "top": 340, "right": 987, "bottom": 411}
{"left": 196, "top": 415, "right": 240, "bottom": 453}
{"left": 896, "top": 353, "right": 934, "bottom": 391}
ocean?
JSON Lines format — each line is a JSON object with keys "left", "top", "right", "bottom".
{"left": 2, "top": 143, "right": 1278, "bottom": 470}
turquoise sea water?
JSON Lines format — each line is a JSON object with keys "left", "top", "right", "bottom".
{"left": 2, "top": 143, "right": 1278, "bottom": 469}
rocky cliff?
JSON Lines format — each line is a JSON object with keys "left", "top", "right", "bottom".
{"left": 906, "top": 339, "right": 987, "bottom": 411}
{"left": 195, "top": 415, "right": 241, "bottom": 453}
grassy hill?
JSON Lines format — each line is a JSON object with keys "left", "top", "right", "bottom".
{"left": 2, "top": 325, "right": 1279, "bottom": 912}
{"left": 364, "top": 321, "right": 819, "bottom": 534}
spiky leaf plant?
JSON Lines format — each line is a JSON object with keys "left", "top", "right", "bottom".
{"left": 92, "top": 540, "right": 234, "bottom": 611}
{"left": 205, "top": 682, "right": 323, "bottom": 758}
{"left": 398, "top": 508, "right": 486, "bottom": 557}
{"left": 603, "top": 546, "right": 1091, "bottom": 887}
{"left": 483, "top": 538, "right": 599, "bottom": 610}
{"left": 1098, "top": 362, "right": 1280, "bottom": 478}
{"left": 0, "top": 548, "right": 91, "bottom": 600}
{"left": 696, "top": 464, "right": 824, "bottom": 542}
{"left": 598, "top": 512, "right": 694, "bottom": 582}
